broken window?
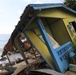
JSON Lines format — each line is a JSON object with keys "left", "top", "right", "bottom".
{"left": 69, "top": 21, "right": 76, "bottom": 32}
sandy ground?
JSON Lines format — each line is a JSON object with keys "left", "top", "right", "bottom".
{"left": 0, "top": 49, "right": 76, "bottom": 75}
{"left": 0, "top": 49, "right": 23, "bottom": 65}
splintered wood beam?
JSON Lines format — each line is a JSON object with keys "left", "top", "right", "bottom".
{"left": 14, "top": 33, "right": 28, "bottom": 64}
{"left": 7, "top": 54, "right": 12, "bottom": 66}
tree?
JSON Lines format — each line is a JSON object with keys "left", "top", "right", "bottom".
{"left": 64, "top": 0, "right": 76, "bottom": 11}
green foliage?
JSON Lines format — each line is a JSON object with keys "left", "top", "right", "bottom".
{"left": 64, "top": 0, "right": 76, "bottom": 10}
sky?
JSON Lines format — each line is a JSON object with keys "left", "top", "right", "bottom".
{"left": 0, "top": 0, "right": 64, "bottom": 34}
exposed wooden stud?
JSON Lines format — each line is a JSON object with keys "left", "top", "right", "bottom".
{"left": 14, "top": 33, "right": 29, "bottom": 64}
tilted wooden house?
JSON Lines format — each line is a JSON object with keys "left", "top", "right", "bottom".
{"left": 3, "top": 3, "right": 76, "bottom": 73}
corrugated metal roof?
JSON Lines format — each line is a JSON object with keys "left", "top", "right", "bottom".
{"left": 29, "top": 3, "right": 63, "bottom": 10}
{"left": 11, "top": 3, "right": 76, "bottom": 39}
{"left": 28, "top": 3, "right": 76, "bottom": 14}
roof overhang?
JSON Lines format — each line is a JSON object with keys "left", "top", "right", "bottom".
{"left": 10, "top": 3, "right": 76, "bottom": 39}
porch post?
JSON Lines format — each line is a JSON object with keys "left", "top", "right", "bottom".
{"left": 36, "top": 18, "right": 54, "bottom": 52}
{"left": 14, "top": 33, "right": 28, "bottom": 64}
{"left": 36, "top": 17, "right": 62, "bottom": 71}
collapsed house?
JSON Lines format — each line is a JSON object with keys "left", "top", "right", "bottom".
{"left": 2, "top": 3, "right": 76, "bottom": 73}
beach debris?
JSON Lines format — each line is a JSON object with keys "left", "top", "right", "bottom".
{"left": 0, "top": 64, "right": 4, "bottom": 70}
{"left": 69, "top": 64, "right": 76, "bottom": 72}
{"left": 26, "top": 53, "right": 35, "bottom": 59}
{"left": 5, "top": 66, "right": 17, "bottom": 74}
{"left": 0, "top": 56, "right": 7, "bottom": 61}
{"left": 69, "top": 52, "right": 76, "bottom": 72}
{"left": 1, "top": 50, "right": 8, "bottom": 58}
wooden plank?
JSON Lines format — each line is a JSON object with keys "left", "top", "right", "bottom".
{"left": 12, "top": 59, "right": 35, "bottom": 75}
{"left": 0, "top": 70, "right": 8, "bottom": 75}
{"left": 14, "top": 35, "right": 28, "bottom": 64}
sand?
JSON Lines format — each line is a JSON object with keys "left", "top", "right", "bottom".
{"left": 0, "top": 49, "right": 76, "bottom": 75}
{"left": 0, "top": 49, "right": 23, "bottom": 65}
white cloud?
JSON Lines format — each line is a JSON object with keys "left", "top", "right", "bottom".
{"left": 0, "top": 10, "right": 2, "bottom": 13}
{"left": 0, "top": 25, "right": 15, "bottom": 34}
{"left": 34, "top": 0, "right": 42, "bottom": 4}
{"left": 34, "top": 0, "right": 64, "bottom": 4}
{"left": 23, "top": 0, "right": 32, "bottom": 3}
{"left": 18, "top": 10, "right": 23, "bottom": 15}
{"left": 47, "top": 0, "right": 64, "bottom": 3}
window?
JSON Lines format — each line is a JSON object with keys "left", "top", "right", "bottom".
{"left": 69, "top": 21, "right": 76, "bottom": 32}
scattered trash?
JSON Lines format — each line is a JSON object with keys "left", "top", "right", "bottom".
{"left": 5, "top": 66, "right": 16, "bottom": 74}
{"left": 69, "top": 52, "right": 76, "bottom": 72}
{"left": 69, "top": 64, "right": 76, "bottom": 72}
{"left": 69, "top": 52, "right": 76, "bottom": 64}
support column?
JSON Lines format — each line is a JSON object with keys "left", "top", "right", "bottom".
{"left": 36, "top": 18, "right": 54, "bottom": 52}
{"left": 36, "top": 18, "right": 61, "bottom": 71}
{"left": 14, "top": 33, "right": 28, "bottom": 64}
